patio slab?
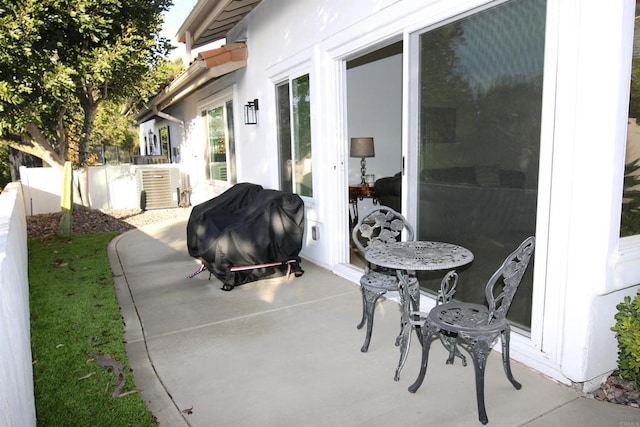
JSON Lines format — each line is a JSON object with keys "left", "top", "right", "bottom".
{"left": 109, "top": 218, "right": 640, "bottom": 426}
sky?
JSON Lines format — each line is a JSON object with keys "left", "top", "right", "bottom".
{"left": 160, "top": 0, "right": 199, "bottom": 61}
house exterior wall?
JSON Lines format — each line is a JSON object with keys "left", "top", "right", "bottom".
{"left": 159, "top": 0, "right": 640, "bottom": 388}
{"left": 164, "top": 74, "right": 241, "bottom": 205}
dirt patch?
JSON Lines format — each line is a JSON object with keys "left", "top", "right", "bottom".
{"left": 27, "top": 205, "right": 192, "bottom": 239}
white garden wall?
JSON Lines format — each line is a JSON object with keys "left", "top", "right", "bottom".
{"left": 19, "top": 164, "right": 182, "bottom": 215}
{"left": 0, "top": 183, "right": 36, "bottom": 427}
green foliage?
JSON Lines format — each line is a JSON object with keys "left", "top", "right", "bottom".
{"left": 612, "top": 290, "right": 640, "bottom": 388}
{"left": 0, "top": 144, "right": 11, "bottom": 189}
{"left": 630, "top": 57, "right": 640, "bottom": 121}
{"left": 90, "top": 57, "right": 184, "bottom": 158}
{"left": 621, "top": 158, "right": 640, "bottom": 237}
{"left": 91, "top": 100, "right": 138, "bottom": 154}
{"left": 0, "top": 0, "right": 173, "bottom": 168}
{"left": 29, "top": 233, "right": 156, "bottom": 426}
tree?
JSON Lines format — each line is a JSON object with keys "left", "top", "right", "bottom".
{"left": 0, "top": 144, "right": 10, "bottom": 190}
{"left": 91, "top": 57, "right": 184, "bottom": 162}
{"left": 0, "top": 0, "right": 173, "bottom": 205}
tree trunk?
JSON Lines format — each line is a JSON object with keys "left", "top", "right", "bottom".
{"left": 57, "top": 161, "right": 73, "bottom": 238}
{"left": 75, "top": 167, "right": 90, "bottom": 207}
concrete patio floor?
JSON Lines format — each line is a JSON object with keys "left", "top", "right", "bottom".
{"left": 109, "top": 218, "right": 640, "bottom": 426}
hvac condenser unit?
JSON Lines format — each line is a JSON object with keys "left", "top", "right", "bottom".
{"left": 136, "top": 167, "right": 180, "bottom": 209}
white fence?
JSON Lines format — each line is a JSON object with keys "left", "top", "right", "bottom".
{"left": 0, "top": 183, "right": 36, "bottom": 427}
{"left": 19, "top": 164, "right": 183, "bottom": 215}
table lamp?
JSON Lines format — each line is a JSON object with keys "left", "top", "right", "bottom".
{"left": 350, "top": 137, "right": 375, "bottom": 186}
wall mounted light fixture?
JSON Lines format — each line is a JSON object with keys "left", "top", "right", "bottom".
{"left": 244, "top": 99, "right": 259, "bottom": 125}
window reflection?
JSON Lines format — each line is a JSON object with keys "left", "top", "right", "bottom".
{"left": 277, "top": 74, "right": 313, "bottom": 197}
{"left": 621, "top": 5, "right": 640, "bottom": 237}
{"left": 206, "top": 102, "right": 235, "bottom": 183}
{"left": 416, "top": 0, "right": 546, "bottom": 330}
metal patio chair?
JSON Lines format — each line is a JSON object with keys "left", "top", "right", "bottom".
{"left": 408, "top": 236, "right": 535, "bottom": 425}
{"left": 351, "top": 206, "right": 419, "bottom": 352}
{"left": 413, "top": 270, "right": 468, "bottom": 366}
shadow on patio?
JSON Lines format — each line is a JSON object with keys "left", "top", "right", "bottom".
{"left": 109, "top": 218, "right": 638, "bottom": 427}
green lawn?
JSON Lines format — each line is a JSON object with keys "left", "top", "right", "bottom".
{"left": 29, "top": 233, "right": 156, "bottom": 426}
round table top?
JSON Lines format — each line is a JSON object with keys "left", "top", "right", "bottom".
{"left": 364, "top": 241, "right": 474, "bottom": 271}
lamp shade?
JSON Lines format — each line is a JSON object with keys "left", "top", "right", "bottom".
{"left": 350, "top": 137, "right": 375, "bottom": 158}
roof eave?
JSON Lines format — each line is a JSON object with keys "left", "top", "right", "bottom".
{"left": 135, "top": 44, "right": 247, "bottom": 124}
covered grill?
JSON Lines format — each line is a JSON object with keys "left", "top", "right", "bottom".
{"left": 187, "top": 183, "right": 305, "bottom": 290}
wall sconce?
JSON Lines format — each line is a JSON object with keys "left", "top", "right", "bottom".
{"left": 244, "top": 98, "right": 259, "bottom": 125}
{"left": 350, "top": 137, "right": 375, "bottom": 186}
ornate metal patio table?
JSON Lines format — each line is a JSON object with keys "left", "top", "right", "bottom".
{"left": 364, "top": 241, "right": 473, "bottom": 381}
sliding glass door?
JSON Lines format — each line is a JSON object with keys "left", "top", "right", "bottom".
{"left": 414, "top": 0, "right": 546, "bottom": 329}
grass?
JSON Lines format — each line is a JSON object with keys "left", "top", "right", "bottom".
{"left": 29, "top": 233, "right": 156, "bottom": 427}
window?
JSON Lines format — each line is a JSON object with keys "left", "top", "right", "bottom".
{"left": 159, "top": 126, "right": 171, "bottom": 162}
{"left": 204, "top": 100, "right": 236, "bottom": 183}
{"left": 621, "top": 4, "right": 640, "bottom": 237}
{"left": 415, "top": 0, "right": 546, "bottom": 330}
{"left": 276, "top": 74, "right": 312, "bottom": 196}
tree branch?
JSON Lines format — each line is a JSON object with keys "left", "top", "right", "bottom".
{"left": 0, "top": 134, "right": 42, "bottom": 158}
{"left": 26, "top": 122, "right": 65, "bottom": 169}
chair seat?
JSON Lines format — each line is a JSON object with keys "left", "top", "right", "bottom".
{"left": 428, "top": 302, "right": 507, "bottom": 334}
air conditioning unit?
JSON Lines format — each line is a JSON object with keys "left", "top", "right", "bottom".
{"left": 211, "top": 163, "right": 227, "bottom": 181}
{"left": 136, "top": 167, "right": 180, "bottom": 209}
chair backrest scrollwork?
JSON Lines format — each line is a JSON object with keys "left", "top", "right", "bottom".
{"left": 437, "top": 270, "right": 458, "bottom": 305}
{"left": 351, "top": 207, "right": 415, "bottom": 256}
{"left": 485, "top": 236, "right": 535, "bottom": 323}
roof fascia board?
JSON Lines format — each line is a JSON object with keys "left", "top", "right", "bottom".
{"left": 177, "top": 0, "right": 233, "bottom": 43}
{"left": 136, "top": 59, "right": 246, "bottom": 122}
{"left": 193, "top": 0, "right": 234, "bottom": 44}
{"left": 151, "top": 64, "right": 208, "bottom": 108}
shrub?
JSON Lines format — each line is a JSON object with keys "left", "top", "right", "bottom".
{"left": 612, "top": 290, "right": 640, "bottom": 387}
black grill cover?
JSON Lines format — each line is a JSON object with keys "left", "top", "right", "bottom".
{"left": 187, "top": 183, "right": 305, "bottom": 286}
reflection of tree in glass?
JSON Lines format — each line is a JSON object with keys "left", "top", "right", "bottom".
{"left": 629, "top": 57, "right": 640, "bottom": 121}
{"left": 419, "top": 0, "right": 545, "bottom": 177}
{"left": 292, "top": 75, "right": 312, "bottom": 196}
{"left": 419, "top": 22, "right": 476, "bottom": 161}
{"left": 208, "top": 107, "right": 226, "bottom": 154}
{"left": 623, "top": 26, "right": 640, "bottom": 236}
{"left": 293, "top": 75, "right": 311, "bottom": 156}
{"left": 472, "top": 79, "right": 543, "bottom": 178}
{"left": 277, "top": 83, "right": 293, "bottom": 192}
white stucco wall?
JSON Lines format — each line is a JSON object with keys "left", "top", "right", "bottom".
{"left": 0, "top": 183, "right": 36, "bottom": 427}
{"left": 541, "top": 0, "right": 639, "bottom": 385}
{"left": 19, "top": 166, "right": 61, "bottom": 215}
{"left": 20, "top": 164, "right": 180, "bottom": 215}
{"left": 164, "top": 0, "right": 640, "bottom": 387}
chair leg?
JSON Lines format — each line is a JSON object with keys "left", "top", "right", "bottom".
{"left": 408, "top": 282, "right": 423, "bottom": 346}
{"left": 440, "top": 333, "right": 467, "bottom": 366}
{"left": 501, "top": 326, "right": 522, "bottom": 390}
{"left": 463, "top": 334, "right": 495, "bottom": 425}
{"left": 357, "top": 286, "right": 386, "bottom": 353}
{"left": 356, "top": 287, "right": 367, "bottom": 330}
{"left": 408, "top": 322, "right": 438, "bottom": 393}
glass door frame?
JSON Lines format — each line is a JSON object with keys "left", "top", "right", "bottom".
{"left": 402, "top": 0, "right": 555, "bottom": 363}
